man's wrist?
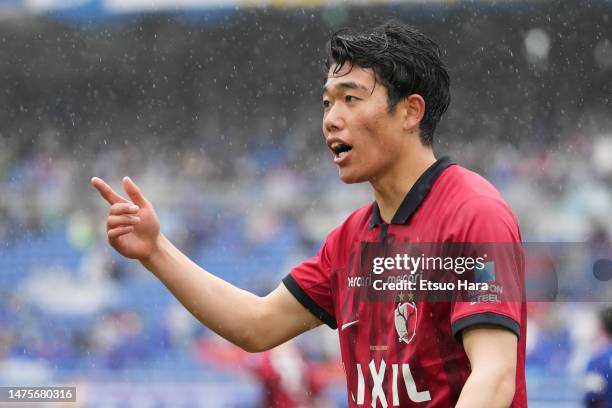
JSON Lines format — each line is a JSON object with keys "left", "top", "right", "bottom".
{"left": 140, "top": 234, "right": 169, "bottom": 272}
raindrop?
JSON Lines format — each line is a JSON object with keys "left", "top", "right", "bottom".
{"left": 524, "top": 28, "right": 551, "bottom": 61}
{"left": 594, "top": 39, "right": 612, "bottom": 69}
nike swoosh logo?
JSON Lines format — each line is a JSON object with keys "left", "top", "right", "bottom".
{"left": 342, "top": 320, "right": 359, "bottom": 330}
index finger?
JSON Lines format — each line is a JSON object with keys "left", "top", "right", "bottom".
{"left": 91, "top": 177, "right": 130, "bottom": 205}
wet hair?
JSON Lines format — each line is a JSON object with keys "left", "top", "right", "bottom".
{"left": 325, "top": 20, "right": 450, "bottom": 145}
{"left": 600, "top": 306, "right": 612, "bottom": 337}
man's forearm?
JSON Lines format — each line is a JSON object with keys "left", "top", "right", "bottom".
{"left": 455, "top": 369, "right": 515, "bottom": 408}
{"left": 91, "top": 177, "right": 318, "bottom": 351}
{"left": 141, "top": 234, "right": 267, "bottom": 351}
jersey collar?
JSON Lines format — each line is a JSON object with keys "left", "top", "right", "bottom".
{"left": 369, "top": 156, "right": 455, "bottom": 229}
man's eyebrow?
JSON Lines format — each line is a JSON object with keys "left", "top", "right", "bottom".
{"left": 322, "top": 81, "right": 370, "bottom": 96}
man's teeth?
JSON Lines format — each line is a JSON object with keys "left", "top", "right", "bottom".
{"left": 331, "top": 142, "right": 352, "bottom": 155}
{"left": 338, "top": 150, "right": 348, "bottom": 158}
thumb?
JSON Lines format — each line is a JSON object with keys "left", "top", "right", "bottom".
{"left": 122, "top": 176, "right": 149, "bottom": 207}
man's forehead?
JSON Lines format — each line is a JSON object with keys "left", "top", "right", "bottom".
{"left": 326, "top": 63, "right": 374, "bottom": 80}
{"left": 323, "top": 64, "right": 376, "bottom": 92}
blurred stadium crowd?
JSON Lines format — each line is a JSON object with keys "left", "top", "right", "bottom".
{"left": 0, "top": 2, "right": 611, "bottom": 406}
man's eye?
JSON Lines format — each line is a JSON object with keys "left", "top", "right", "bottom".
{"left": 322, "top": 100, "right": 330, "bottom": 109}
{"left": 345, "top": 95, "right": 357, "bottom": 102}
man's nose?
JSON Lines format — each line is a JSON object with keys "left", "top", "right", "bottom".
{"left": 323, "top": 104, "right": 344, "bottom": 133}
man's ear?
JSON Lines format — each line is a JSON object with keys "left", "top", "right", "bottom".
{"left": 402, "top": 94, "right": 426, "bottom": 132}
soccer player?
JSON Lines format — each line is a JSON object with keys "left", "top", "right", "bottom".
{"left": 92, "top": 21, "right": 526, "bottom": 407}
{"left": 584, "top": 306, "right": 612, "bottom": 408}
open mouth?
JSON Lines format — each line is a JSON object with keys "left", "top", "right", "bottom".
{"left": 330, "top": 142, "right": 353, "bottom": 159}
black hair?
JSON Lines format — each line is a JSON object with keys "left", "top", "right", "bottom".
{"left": 600, "top": 306, "right": 612, "bottom": 337}
{"left": 325, "top": 20, "right": 450, "bottom": 145}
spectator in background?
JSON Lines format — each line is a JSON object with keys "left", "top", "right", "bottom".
{"left": 584, "top": 306, "right": 612, "bottom": 407}
{"left": 195, "top": 339, "right": 333, "bottom": 408}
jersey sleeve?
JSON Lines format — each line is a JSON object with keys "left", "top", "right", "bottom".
{"left": 282, "top": 230, "right": 338, "bottom": 329}
{"left": 450, "top": 196, "right": 523, "bottom": 341}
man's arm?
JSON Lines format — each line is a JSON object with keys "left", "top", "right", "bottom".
{"left": 143, "top": 235, "right": 322, "bottom": 352}
{"left": 91, "top": 176, "right": 322, "bottom": 352}
{"left": 455, "top": 325, "right": 517, "bottom": 408}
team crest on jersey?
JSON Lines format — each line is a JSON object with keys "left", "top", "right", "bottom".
{"left": 394, "top": 302, "right": 417, "bottom": 344}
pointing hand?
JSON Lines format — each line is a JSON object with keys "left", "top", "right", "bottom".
{"left": 91, "top": 176, "right": 161, "bottom": 261}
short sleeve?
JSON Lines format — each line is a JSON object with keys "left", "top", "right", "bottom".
{"left": 283, "top": 232, "right": 337, "bottom": 329}
{"left": 450, "top": 196, "right": 523, "bottom": 341}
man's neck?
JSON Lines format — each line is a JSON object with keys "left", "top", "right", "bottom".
{"left": 371, "top": 148, "right": 436, "bottom": 224}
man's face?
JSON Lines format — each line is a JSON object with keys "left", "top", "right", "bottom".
{"left": 322, "top": 64, "right": 407, "bottom": 184}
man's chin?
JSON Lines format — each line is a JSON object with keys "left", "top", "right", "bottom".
{"left": 338, "top": 169, "right": 367, "bottom": 184}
